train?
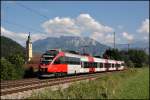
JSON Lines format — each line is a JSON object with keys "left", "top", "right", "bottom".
{"left": 38, "top": 49, "right": 125, "bottom": 77}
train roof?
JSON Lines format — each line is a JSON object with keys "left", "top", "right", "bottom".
{"left": 46, "top": 49, "right": 124, "bottom": 63}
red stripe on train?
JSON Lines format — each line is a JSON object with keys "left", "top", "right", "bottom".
{"left": 87, "top": 56, "right": 95, "bottom": 73}
{"left": 89, "top": 68, "right": 95, "bottom": 73}
{"left": 48, "top": 64, "right": 67, "bottom": 73}
{"left": 87, "top": 56, "right": 94, "bottom": 62}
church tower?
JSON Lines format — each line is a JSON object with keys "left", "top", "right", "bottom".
{"left": 26, "top": 32, "right": 32, "bottom": 62}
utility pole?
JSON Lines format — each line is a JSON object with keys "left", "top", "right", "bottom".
{"left": 114, "top": 32, "right": 115, "bottom": 49}
{"left": 127, "top": 43, "right": 130, "bottom": 52}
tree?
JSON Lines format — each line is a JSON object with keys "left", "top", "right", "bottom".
{"left": 126, "top": 60, "right": 134, "bottom": 68}
{"left": 128, "top": 49, "right": 149, "bottom": 68}
{"left": 0, "top": 58, "right": 17, "bottom": 80}
{"left": 102, "top": 48, "right": 149, "bottom": 68}
{"left": 7, "top": 54, "right": 25, "bottom": 79}
{"left": 103, "top": 49, "right": 123, "bottom": 60}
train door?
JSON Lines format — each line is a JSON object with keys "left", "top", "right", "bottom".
{"left": 105, "top": 59, "right": 109, "bottom": 71}
{"left": 89, "top": 62, "right": 94, "bottom": 73}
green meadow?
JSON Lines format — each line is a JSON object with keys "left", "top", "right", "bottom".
{"left": 29, "top": 68, "right": 149, "bottom": 99}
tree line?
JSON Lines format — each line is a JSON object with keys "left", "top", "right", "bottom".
{"left": 103, "top": 49, "right": 149, "bottom": 68}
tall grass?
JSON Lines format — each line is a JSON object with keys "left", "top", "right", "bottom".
{"left": 29, "top": 68, "right": 149, "bottom": 99}
{"left": 113, "top": 68, "right": 149, "bottom": 99}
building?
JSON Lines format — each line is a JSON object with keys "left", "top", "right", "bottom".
{"left": 26, "top": 33, "right": 32, "bottom": 62}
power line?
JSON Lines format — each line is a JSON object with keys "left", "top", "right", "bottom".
{"left": 2, "top": 19, "right": 44, "bottom": 33}
{"left": 117, "top": 43, "right": 130, "bottom": 51}
{"left": 16, "top": 2, "right": 49, "bottom": 20}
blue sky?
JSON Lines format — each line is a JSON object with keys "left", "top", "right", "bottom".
{"left": 1, "top": 1, "right": 149, "bottom": 46}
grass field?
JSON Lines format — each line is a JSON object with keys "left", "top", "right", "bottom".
{"left": 29, "top": 68, "right": 149, "bottom": 99}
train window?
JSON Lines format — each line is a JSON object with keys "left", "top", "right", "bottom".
{"left": 112, "top": 64, "right": 115, "bottom": 68}
{"left": 45, "top": 50, "right": 58, "bottom": 57}
{"left": 94, "top": 62, "right": 97, "bottom": 68}
{"left": 105, "top": 63, "right": 111, "bottom": 68}
{"left": 116, "top": 64, "right": 121, "bottom": 67}
{"left": 87, "top": 62, "right": 89, "bottom": 68}
{"left": 88, "top": 62, "right": 90, "bottom": 67}
{"left": 84, "top": 62, "right": 87, "bottom": 68}
{"left": 108, "top": 63, "right": 111, "bottom": 68}
{"left": 83, "top": 62, "right": 85, "bottom": 67}
{"left": 41, "top": 61, "right": 50, "bottom": 65}
{"left": 91, "top": 62, "right": 94, "bottom": 67}
{"left": 59, "top": 56, "right": 80, "bottom": 65}
{"left": 100, "top": 63, "right": 103, "bottom": 68}
{"left": 96, "top": 62, "right": 98, "bottom": 68}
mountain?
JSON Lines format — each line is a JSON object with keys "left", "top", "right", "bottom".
{"left": 1, "top": 36, "right": 25, "bottom": 58}
{"left": 33, "top": 36, "right": 109, "bottom": 56}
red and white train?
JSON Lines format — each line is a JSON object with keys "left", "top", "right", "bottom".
{"left": 39, "top": 49, "right": 125, "bottom": 77}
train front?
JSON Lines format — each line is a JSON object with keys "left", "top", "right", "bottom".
{"left": 38, "top": 49, "right": 59, "bottom": 77}
{"left": 38, "top": 49, "right": 67, "bottom": 77}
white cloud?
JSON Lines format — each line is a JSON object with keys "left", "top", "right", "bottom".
{"left": 122, "top": 32, "right": 134, "bottom": 42}
{"left": 1, "top": 27, "right": 47, "bottom": 46}
{"left": 91, "top": 32, "right": 114, "bottom": 44}
{"left": 105, "top": 34, "right": 114, "bottom": 43}
{"left": 42, "top": 17, "right": 81, "bottom": 36}
{"left": 42, "top": 14, "right": 114, "bottom": 38}
{"left": 1, "top": 27, "right": 27, "bottom": 45}
{"left": 137, "top": 18, "right": 149, "bottom": 34}
{"left": 76, "top": 14, "right": 113, "bottom": 33}
{"left": 76, "top": 14, "right": 114, "bottom": 44}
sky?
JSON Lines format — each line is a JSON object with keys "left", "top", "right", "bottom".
{"left": 1, "top": 1, "right": 149, "bottom": 46}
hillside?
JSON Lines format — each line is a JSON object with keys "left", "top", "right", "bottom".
{"left": 33, "top": 36, "right": 109, "bottom": 56}
{"left": 1, "top": 36, "right": 25, "bottom": 58}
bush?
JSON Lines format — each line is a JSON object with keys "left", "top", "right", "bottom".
{"left": 128, "top": 49, "right": 149, "bottom": 68}
{"left": 0, "top": 54, "right": 25, "bottom": 80}
{"left": 126, "top": 60, "right": 134, "bottom": 68}
{"left": 7, "top": 54, "right": 25, "bottom": 79}
{"left": 0, "top": 58, "right": 17, "bottom": 80}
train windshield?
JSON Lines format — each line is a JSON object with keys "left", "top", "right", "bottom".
{"left": 40, "top": 50, "right": 59, "bottom": 64}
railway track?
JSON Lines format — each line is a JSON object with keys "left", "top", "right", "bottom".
{"left": 1, "top": 70, "right": 125, "bottom": 96}
{"left": 1, "top": 74, "right": 93, "bottom": 89}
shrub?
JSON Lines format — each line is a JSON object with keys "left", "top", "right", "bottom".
{"left": 0, "top": 58, "right": 17, "bottom": 80}
{"left": 126, "top": 60, "right": 134, "bottom": 68}
{"left": 7, "top": 54, "right": 25, "bottom": 79}
{"left": 0, "top": 54, "right": 25, "bottom": 80}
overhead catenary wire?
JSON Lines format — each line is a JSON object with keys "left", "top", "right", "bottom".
{"left": 116, "top": 43, "right": 131, "bottom": 51}
{"left": 2, "top": 2, "right": 50, "bottom": 33}
{"left": 16, "top": 2, "right": 50, "bottom": 20}
{"left": 2, "top": 19, "right": 44, "bottom": 34}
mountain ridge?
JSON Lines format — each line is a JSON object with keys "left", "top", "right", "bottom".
{"left": 33, "top": 36, "right": 109, "bottom": 56}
